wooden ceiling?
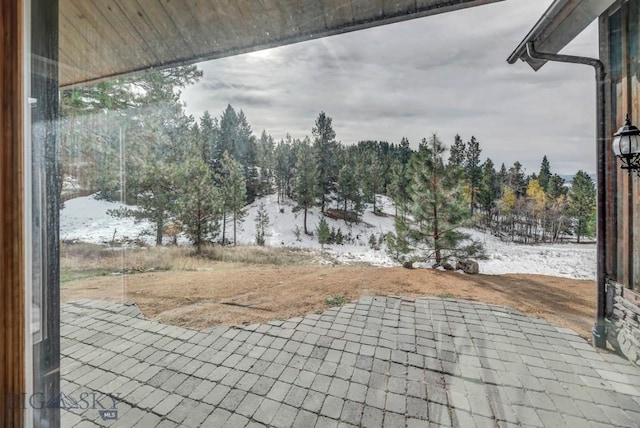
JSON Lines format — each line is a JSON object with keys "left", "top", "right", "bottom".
{"left": 59, "top": 0, "right": 502, "bottom": 87}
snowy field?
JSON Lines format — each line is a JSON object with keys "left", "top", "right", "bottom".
{"left": 60, "top": 194, "right": 596, "bottom": 280}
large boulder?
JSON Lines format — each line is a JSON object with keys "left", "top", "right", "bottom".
{"left": 442, "top": 262, "right": 455, "bottom": 271}
{"left": 456, "top": 259, "right": 479, "bottom": 274}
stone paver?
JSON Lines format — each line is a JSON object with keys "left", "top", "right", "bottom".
{"left": 60, "top": 297, "right": 640, "bottom": 427}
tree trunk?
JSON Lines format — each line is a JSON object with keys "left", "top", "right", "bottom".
{"left": 433, "top": 157, "right": 440, "bottom": 264}
{"left": 344, "top": 199, "right": 348, "bottom": 224}
{"left": 222, "top": 214, "right": 226, "bottom": 244}
{"left": 156, "top": 218, "right": 163, "bottom": 246}
{"left": 304, "top": 201, "right": 309, "bottom": 235}
{"left": 372, "top": 186, "right": 376, "bottom": 213}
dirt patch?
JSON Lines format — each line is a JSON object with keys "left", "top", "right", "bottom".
{"left": 61, "top": 264, "right": 596, "bottom": 339}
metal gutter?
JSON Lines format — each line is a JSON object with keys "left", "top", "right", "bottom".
{"left": 508, "top": 0, "right": 615, "bottom": 71}
{"left": 507, "top": 0, "right": 569, "bottom": 67}
{"left": 525, "top": 42, "right": 608, "bottom": 348}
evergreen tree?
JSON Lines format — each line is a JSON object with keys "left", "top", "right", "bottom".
{"left": 360, "top": 148, "right": 384, "bottom": 213}
{"left": 464, "top": 136, "right": 482, "bottom": 215}
{"left": 477, "top": 158, "right": 499, "bottom": 220}
{"left": 242, "top": 136, "right": 260, "bottom": 202}
{"left": 507, "top": 161, "right": 527, "bottom": 198}
{"left": 294, "top": 138, "right": 320, "bottom": 235}
{"left": 448, "top": 134, "right": 466, "bottom": 167}
{"left": 110, "top": 160, "right": 177, "bottom": 246}
{"left": 538, "top": 155, "right": 551, "bottom": 192}
{"left": 404, "top": 134, "right": 482, "bottom": 264}
{"left": 254, "top": 201, "right": 270, "bottom": 246}
{"left": 337, "top": 152, "right": 361, "bottom": 223}
{"left": 316, "top": 217, "right": 331, "bottom": 250}
{"left": 199, "top": 111, "right": 218, "bottom": 166}
{"left": 387, "top": 160, "right": 409, "bottom": 218}
{"left": 547, "top": 173, "right": 568, "bottom": 201}
{"left": 257, "top": 130, "right": 275, "bottom": 196}
{"left": 217, "top": 104, "right": 239, "bottom": 166}
{"left": 236, "top": 110, "right": 253, "bottom": 162}
{"left": 387, "top": 216, "right": 411, "bottom": 262}
{"left": 274, "top": 137, "right": 294, "bottom": 202}
{"left": 312, "top": 112, "right": 338, "bottom": 213}
{"left": 569, "top": 170, "right": 596, "bottom": 243}
{"left": 398, "top": 137, "right": 412, "bottom": 165}
{"left": 219, "top": 151, "right": 247, "bottom": 245}
{"left": 174, "top": 157, "right": 220, "bottom": 253}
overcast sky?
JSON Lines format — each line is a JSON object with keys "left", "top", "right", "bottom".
{"left": 182, "top": 0, "right": 599, "bottom": 175}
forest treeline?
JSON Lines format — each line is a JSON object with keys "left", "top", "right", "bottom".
{"left": 60, "top": 66, "right": 596, "bottom": 258}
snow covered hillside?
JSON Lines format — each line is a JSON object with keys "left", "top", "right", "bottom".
{"left": 60, "top": 194, "right": 596, "bottom": 280}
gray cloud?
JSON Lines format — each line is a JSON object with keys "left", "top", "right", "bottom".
{"left": 182, "top": 0, "right": 599, "bottom": 175}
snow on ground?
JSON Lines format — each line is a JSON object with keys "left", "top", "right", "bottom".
{"left": 236, "top": 194, "right": 397, "bottom": 266}
{"left": 60, "top": 194, "right": 596, "bottom": 280}
{"left": 463, "top": 228, "right": 595, "bottom": 280}
{"left": 60, "top": 196, "right": 155, "bottom": 246}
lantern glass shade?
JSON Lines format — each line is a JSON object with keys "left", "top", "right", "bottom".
{"left": 612, "top": 133, "right": 640, "bottom": 156}
{"left": 612, "top": 114, "right": 640, "bottom": 175}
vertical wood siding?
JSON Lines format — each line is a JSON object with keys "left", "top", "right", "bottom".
{"left": 606, "top": 1, "right": 640, "bottom": 290}
{"left": 0, "top": 0, "right": 25, "bottom": 426}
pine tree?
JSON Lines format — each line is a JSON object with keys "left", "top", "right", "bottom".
{"left": 198, "top": 111, "right": 219, "bottom": 166}
{"left": 219, "top": 151, "right": 247, "bottom": 245}
{"left": 398, "top": 137, "right": 412, "bottom": 165}
{"left": 312, "top": 112, "right": 338, "bottom": 213}
{"left": 254, "top": 201, "right": 270, "bottom": 246}
{"left": 387, "top": 160, "right": 409, "bottom": 218}
{"left": 274, "top": 138, "right": 294, "bottom": 202}
{"left": 386, "top": 212, "right": 411, "bottom": 262}
{"left": 243, "top": 136, "right": 260, "bottom": 202}
{"left": 217, "top": 104, "right": 239, "bottom": 166}
{"left": 464, "top": 136, "right": 482, "bottom": 215}
{"left": 569, "top": 170, "right": 596, "bottom": 243}
{"left": 174, "top": 157, "right": 220, "bottom": 253}
{"left": 257, "top": 130, "right": 275, "bottom": 196}
{"left": 507, "top": 161, "right": 527, "bottom": 198}
{"left": 477, "top": 158, "right": 499, "bottom": 221}
{"left": 547, "top": 173, "right": 568, "bottom": 201}
{"left": 360, "top": 148, "right": 384, "bottom": 213}
{"left": 538, "top": 155, "right": 551, "bottom": 192}
{"left": 316, "top": 217, "right": 330, "bottom": 250}
{"left": 448, "top": 134, "right": 466, "bottom": 167}
{"left": 294, "top": 138, "right": 320, "bottom": 235}
{"left": 336, "top": 151, "right": 363, "bottom": 223}
{"left": 404, "top": 134, "right": 482, "bottom": 264}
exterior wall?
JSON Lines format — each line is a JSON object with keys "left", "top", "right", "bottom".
{"left": 606, "top": 280, "right": 640, "bottom": 365}
{"left": 602, "top": 0, "right": 640, "bottom": 366}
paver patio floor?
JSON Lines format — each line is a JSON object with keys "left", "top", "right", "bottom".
{"left": 60, "top": 297, "right": 640, "bottom": 427}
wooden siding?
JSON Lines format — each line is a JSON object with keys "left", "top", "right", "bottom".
{"left": 604, "top": 0, "right": 640, "bottom": 290}
{"left": 0, "top": 0, "right": 25, "bottom": 426}
{"left": 58, "top": 0, "right": 502, "bottom": 87}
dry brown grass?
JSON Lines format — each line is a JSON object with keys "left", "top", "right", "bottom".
{"left": 61, "top": 243, "right": 317, "bottom": 282}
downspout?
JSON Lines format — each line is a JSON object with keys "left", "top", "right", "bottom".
{"left": 525, "top": 42, "right": 608, "bottom": 348}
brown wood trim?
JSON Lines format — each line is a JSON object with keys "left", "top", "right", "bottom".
{"left": 0, "top": 0, "right": 25, "bottom": 426}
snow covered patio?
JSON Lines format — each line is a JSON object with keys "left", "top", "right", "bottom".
{"left": 60, "top": 297, "right": 640, "bottom": 427}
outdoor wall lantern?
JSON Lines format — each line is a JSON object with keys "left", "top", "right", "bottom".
{"left": 612, "top": 114, "right": 640, "bottom": 175}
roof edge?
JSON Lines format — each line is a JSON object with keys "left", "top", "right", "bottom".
{"left": 507, "top": 0, "right": 614, "bottom": 71}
